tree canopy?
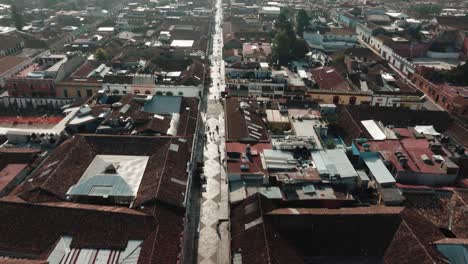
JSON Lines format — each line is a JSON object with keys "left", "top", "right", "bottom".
{"left": 95, "top": 48, "right": 110, "bottom": 62}
{"left": 11, "top": 5, "right": 24, "bottom": 30}
{"left": 410, "top": 4, "right": 442, "bottom": 19}
{"left": 271, "top": 9, "right": 310, "bottom": 66}
{"left": 296, "top": 9, "right": 310, "bottom": 37}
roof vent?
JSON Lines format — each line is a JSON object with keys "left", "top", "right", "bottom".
{"left": 421, "top": 154, "right": 433, "bottom": 165}
{"left": 104, "top": 163, "right": 119, "bottom": 174}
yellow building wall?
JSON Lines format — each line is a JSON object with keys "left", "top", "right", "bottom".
{"left": 307, "top": 92, "right": 372, "bottom": 105}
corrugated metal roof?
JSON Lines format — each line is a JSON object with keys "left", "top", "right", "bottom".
{"left": 311, "top": 149, "right": 358, "bottom": 178}
{"left": 68, "top": 175, "right": 134, "bottom": 198}
{"left": 143, "top": 96, "right": 182, "bottom": 114}
{"left": 363, "top": 155, "right": 396, "bottom": 185}
{"left": 361, "top": 120, "right": 386, "bottom": 140}
{"left": 73, "top": 155, "right": 149, "bottom": 198}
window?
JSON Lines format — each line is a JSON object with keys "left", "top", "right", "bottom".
{"left": 134, "top": 90, "right": 140, "bottom": 94}
{"left": 86, "top": 89, "right": 92, "bottom": 97}
{"left": 77, "top": 90, "right": 82, "bottom": 97}
{"left": 333, "top": 96, "right": 340, "bottom": 104}
{"left": 145, "top": 90, "right": 151, "bottom": 94}
{"left": 156, "top": 91, "right": 163, "bottom": 96}
{"left": 166, "top": 91, "right": 173, "bottom": 96}
{"left": 63, "top": 90, "right": 68, "bottom": 98}
{"left": 349, "top": 96, "right": 357, "bottom": 105}
{"left": 178, "top": 91, "right": 184, "bottom": 96}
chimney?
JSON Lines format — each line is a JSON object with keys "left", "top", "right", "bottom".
{"left": 246, "top": 144, "right": 252, "bottom": 161}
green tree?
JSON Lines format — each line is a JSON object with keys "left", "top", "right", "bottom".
{"left": 274, "top": 9, "right": 296, "bottom": 41}
{"left": 291, "top": 38, "right": 309, "bottom": 59}
{"left": 272, "top": 30, "right": 292, "bottom": 65}
{"left": 410, "top": 4, "right": 442, "bottom": 19}
{"left": 296, "top": 9, "right": 310, "bottom": 37}
{"left": 95, "top": 48, "right": 109, "bottom": 62}
{"left": 11, "top": 5, "right": 24, "bottom": 30}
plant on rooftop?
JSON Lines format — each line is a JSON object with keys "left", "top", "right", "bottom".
{"left": 325, "top": 139, "right": 336, "bottom": 149}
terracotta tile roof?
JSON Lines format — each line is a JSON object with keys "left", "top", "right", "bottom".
{"left": 436, "top": 16, "right": 468, "bottom": 30}
{"left": 0, "top": 56, "right": 29, "bottom": 76}
{"left": 0, "top": 200, "right": 156, "bottom": 256}
{"left": 311, "top": 67, "right": 351, "bottom": 91}
{"left": 384, "top": 209, "right": 447, "bottom": 264}
{"left": 66, "top": 60, "right": 99, "bottom": 80}
{"left": 225, "top": 98, "right": 269, "bottom": 142}
{"left": 0, "top": 259, "right": 47, "bottom": 264}
{"left": 358, "top": 138, "right": 452, "bottom": 175}
{"left": 231, "top": 194, "right": 303, "bottom": 264}
{"left": 178, "top": 60, "right": 204, "bottom": 86}
{"left": 137, "top": 205, "right": 185, "bottom": 264}
{"left": 0, "top": 164, "right": 28, "bottom": 192}
{"left": 17, "top": 135, "right": 190, "bottom": 208}
{"left": 336, "top": 105, "right": 452, "bottom": 144}
{"left": 447, "top": 122, "right": 468, "bottom": 148}
{"left": 231, "top": 193, "right": 403, "bottom": 263}
{"left": 226, "top": 142, "right": 272, "bottom": 174}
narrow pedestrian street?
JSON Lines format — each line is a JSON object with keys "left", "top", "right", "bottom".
{"left": 196, "top": 0, "right": 230, "bottom": 262}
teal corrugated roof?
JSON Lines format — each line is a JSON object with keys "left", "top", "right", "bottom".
{"left": 143, "top": 96, "right": 182, "bottom": 114}
{"left": 68, "top": 175, "right": 134, "bottom": 198}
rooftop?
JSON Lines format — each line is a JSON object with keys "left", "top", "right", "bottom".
{"left": 225, "top": 98, "right": 269, "bottom": 142}
{"left": 16, "top": 135, "right": 191, "bottom": 208}
{"left": 0, "top": 56, "right": 29, "bottom": 76}
{"left": 231, "top": 193, "right": 403, "bottom": 263}
{"left": 311, "top": 67, "right": 352, "bottom": 91}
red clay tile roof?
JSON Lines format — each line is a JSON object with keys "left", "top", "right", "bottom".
{"left": 64, "top": 60, "right": 100, "bottom": 81}
{"left": 267, "top": 206, "right": 403, "bottom": 215}
{"left": 225, "top": 98, "right": 269, "bottom": 142}
{"left": 384, "top": 208, "right": 447, "bottom": 264}
{"left": 17, "top": 135, "right": 190, "bottom": 208}
{"left": 0, "top": 164, "right": 28, "bottom": 191}
{"left": 226, "top": 142, "right": 272, "bottom": 174}
{"left": 447, "top": 122, "right": 468, "bottom": 148}
{"left": 231, "top": 193, "right": 403, "bottom": 263}
{"left": 0, "top": 56, "right": 29, "bottom": 76}
{"left": 0, "top": 200, "right": 156, "bottom": 256}
{"left": 178, "top": 60, "right": 204, "bottom": 86}
{"left": 0, "top": 259, "right": 47, "bottom": 264}
{"left": 358, "top": 139, "right": 452, "bottom": 175}
{"left": 231, "top": 194, "right": 304, "bottom": 264}
{"left": 336, "top": 105, "right": 452, "bottom": 144}
{"left": 311, "top": 67, "right": 351, "bottom": 91}
{"left": 137, "top": 205, "right": 185, "bottom": 264}
{"left": 436, "top": 16, "right": 468, "bottom": 30}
